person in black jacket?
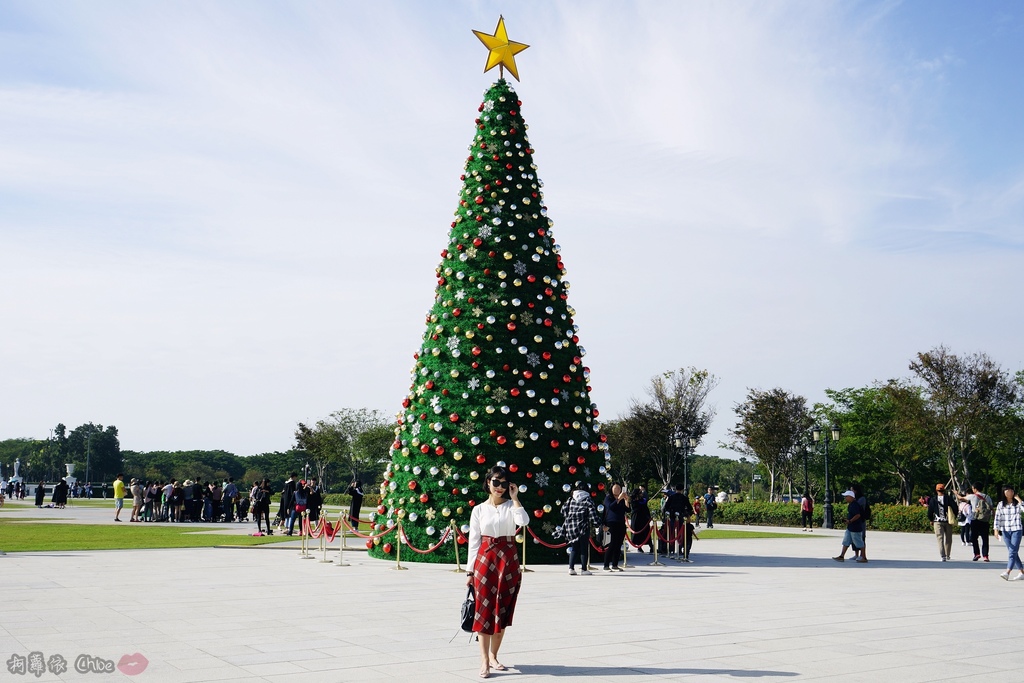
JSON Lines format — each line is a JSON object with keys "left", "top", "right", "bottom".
{"left": 278, "top": 473, "right": 297, "bottom": 531}
{"left": 306, "top": 477, "right": 323, "bottom": 523}
{"left": 601, "top": 484, "right": 630, "bottom": 571}
{"left": 346, "top": 480, "right": 364, "bottom": 526}
{"left": 927, "top": 483, "right": 958, "bottom": 561}
{"left": 663, "top": 484, "right": 694, "bottom": 559}
{"left": 629, "top": 486, "right": 651, "bottom": 552}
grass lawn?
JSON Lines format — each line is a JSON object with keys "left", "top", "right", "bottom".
{"left": 696, "top": 529, "right": 810, "bottom": 539}
{"left": 0, "top": 522, "right": 296, "bottom": 552}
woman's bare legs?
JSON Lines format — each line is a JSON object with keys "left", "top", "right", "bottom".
{"left": 489, "top": 629, "right": 506, "bottom": 669}
{"left": 477, "top": 633, "right": 491, "bottom": 677}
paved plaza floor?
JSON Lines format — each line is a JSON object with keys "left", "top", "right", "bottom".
{"left": 2, "top": 503, "right": 1023, "bottom": 682}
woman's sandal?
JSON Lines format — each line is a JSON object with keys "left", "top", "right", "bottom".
{"left": 490, "top": 661, "right": 507, "bottom": 671}
{"left": 479, "top": 666, "right": 490, "bottom": 678}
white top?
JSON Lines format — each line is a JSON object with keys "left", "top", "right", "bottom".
{"left": 467, "top": 499, "right": 530, "bottom": 568}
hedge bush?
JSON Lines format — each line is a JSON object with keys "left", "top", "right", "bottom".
{"left": 321, "top": 493, "right": 381, "bottom": 509}
{"left": 713, "top": 501, "right": 934, "bottom": 533}
{"left": 267, "top": 493, "right": 381, "bottom": 509}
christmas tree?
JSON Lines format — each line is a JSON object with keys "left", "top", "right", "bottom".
{"left": 368, "top": 20, "right": 609, "bottom": 564}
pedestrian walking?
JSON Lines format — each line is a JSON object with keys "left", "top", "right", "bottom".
{"left": 703, "top": 487, "right": 717, "bottom": 528}
{"left": 958, "top": 484, "right": 993, "bottom": 562}
{"left": 993, "top": 484, "right": 1024, "bottom": 581}
{"left": 832, "top": 490, "right": 866, "bottom": 563}
{"left": 927, "top": 483, "right": 957, "bottom": 561}
{"left": 801, "top": 492, "right": 814, "bottom": 531}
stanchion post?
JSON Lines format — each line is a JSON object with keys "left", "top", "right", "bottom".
{"left": 682, "top": 514, "right": 691, "bottom": 563}
{"left": 622, "top": 528, "right": 629, "bottom": 569}
{"left": 449, "top": 520, "right": 464, "bottom": 573}
{"left": 519, "top": 527, "right": 534, "bottom": 573}
{"left": 303, "top": 512, "right": 316, "bottom": 559}
{"left": 337, "top": 514, "right": 350, "bottom": 567}
{"left": 392, "top": 522, "right": 408, "bottom": 570}
{"left": 651, "top": 519, "right": 665, "bottom": 567}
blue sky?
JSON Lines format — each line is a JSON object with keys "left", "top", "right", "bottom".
{"left": 2, "top": 1, "right": 1022, "bottom": 461}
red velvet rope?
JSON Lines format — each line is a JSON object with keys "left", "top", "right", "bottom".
{"left": 340, "top": 515, "right": 397, "bottom": 539}
{"left": 322, "top": 515, "right": 341, "bottom": 543}
{"left": 624, "top": 524, "right": 653, "bottom": 548}
{"left": 525, "top": 526, "right": 568, "bottom": 549}
{"left": 399, "top": 526, "right": 453, "bottom": 554}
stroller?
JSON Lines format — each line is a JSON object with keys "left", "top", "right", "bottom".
{"left": 235, "top": 497, "right": 251, "bottom": 522}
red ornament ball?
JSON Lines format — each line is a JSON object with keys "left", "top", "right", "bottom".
{"left": 408, "top": 481, "right": 417, "bottom": 490}
{"left": 383, "top": 543, "right": 393, "bottom": 554}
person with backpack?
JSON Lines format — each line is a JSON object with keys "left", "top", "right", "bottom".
{"left": 800, "top": 492, "right": 814, "bottom": 531}
{"left": 958, "top": 484, "right": 993, "bottom": 562}
{"left": 252, "top": 479, "right": 272, "bottom": 535}
{"left": 703, "top": 487, "right": 718, "bottom": 528}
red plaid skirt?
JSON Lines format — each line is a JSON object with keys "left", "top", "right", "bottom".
{"left": 472, "top": 536, "right": 522, "bottom": 635}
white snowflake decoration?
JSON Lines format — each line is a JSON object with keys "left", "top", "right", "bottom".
{"left": 581, "top": 424, "right": 589, "bottom": 438}
{"left": 447, "top": 336, "right": 460, "bottom": 351}
{"left": 526, "top": 352, "right": 540, "bottom": 367}
{"left": 468, "top": 377, "right": 480, "bottom": 390}
{"left": 513, "top": 261, "right": 527, "bottom": 275}
{"left": 455, "top": 290, "right": 466, "bottom": 300}
{"left": 478, "top": 226, "right": 493, "bottom": 239}
{"left": 535, "top": 472, "right": 550, "bottom": 488}
{"left": 411, "top": 422, "right": 422, "bottom": 436}
{"left": 429, "top": 395, "right": 441, "bottom": 408}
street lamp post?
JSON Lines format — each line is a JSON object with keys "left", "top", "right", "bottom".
{"left": 752, "top": 473, "right": 762, "bottom": 500}
{"left": 672, "top": 435, "right": 699, "bottom": 496}
{"left": 812, "top": 425, "right": 841, "bottom": 529}
{"left": 801, "top": 442, "right": 809, "bottom": 499}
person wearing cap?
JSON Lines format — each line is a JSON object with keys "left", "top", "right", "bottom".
{"left": 927, "top": 483, "right": 958, "bottom": 561}
{"left": 832, "top": 490, "right": 865, "bottom": 562}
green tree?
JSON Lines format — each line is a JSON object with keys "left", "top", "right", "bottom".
{"left": 613, "top": 368, "right": 718, "bottom": 490}
{"left": 370, "top": 80, "right": 611, "bottom": 563}
{"left": 909, "top": 346, "right": 1018, "bottom": 491}
{"left": 603, "top": 418, "right": 657, "bottom": 489}
{"left": 819, "top": 382, "right": 940, "bottom": 505}
{"left": 725, "top": 388, "right": 811, "bottom": 501}
{"left": 295, "top": 409, "right": 392, "bottom": 492}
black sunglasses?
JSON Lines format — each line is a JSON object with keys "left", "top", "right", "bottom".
{"left": 490, "top": 479, "right": 508, "bottom": 488}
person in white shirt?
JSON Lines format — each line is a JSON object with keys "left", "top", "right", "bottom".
{"left": 465, "top": 466, "right": 529, "bottom": 679}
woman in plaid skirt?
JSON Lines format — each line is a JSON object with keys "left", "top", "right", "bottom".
{"left": 466, "top": 466, "right": 529, "bottom": 678}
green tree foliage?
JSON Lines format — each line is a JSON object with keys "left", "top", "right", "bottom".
{"left": 295, "top": 408, "right": 393, "bottom": 491}
{"left": 602, "top": 418, "right": 657, "bottom": 488}
{"left": 726, "top": 388, "right": 811, "bottom": 502}
{"left": 0, "top": 438, "right": 47, "bottom": 481}
{"left": 611, "top": 368, "right": 718, "bottom": 490}
{"left": 370, "top": 80, "right": 611, "bottom": 564}
{"left": 818, "top": 382, "right": 941, "bottom": 504}
{"left": 909, "top": 346, "right": 1018, "bottom": 491}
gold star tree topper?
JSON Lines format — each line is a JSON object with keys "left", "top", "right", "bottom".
{"left": 473, "top": 16, "right": 529, "bottom": 81}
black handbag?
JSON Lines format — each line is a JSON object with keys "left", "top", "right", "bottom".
{"left": 460, "top": 586, "right": 476, "bottom": 632}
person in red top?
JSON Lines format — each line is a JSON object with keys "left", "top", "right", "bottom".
{"left": 801, "top": 493, "right": 814, "bottom": 531}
